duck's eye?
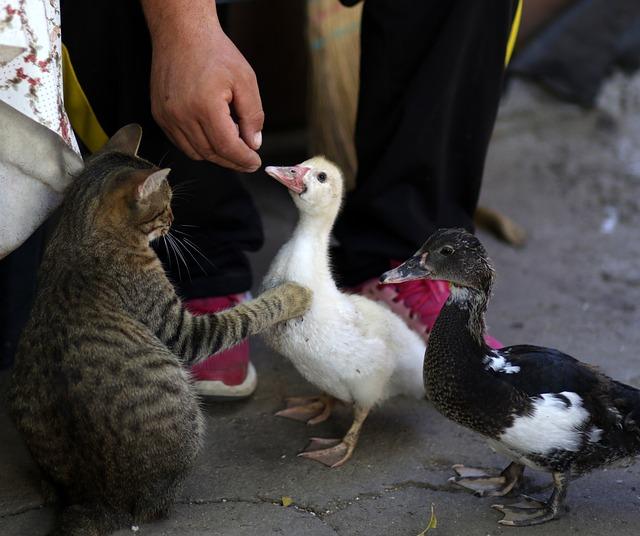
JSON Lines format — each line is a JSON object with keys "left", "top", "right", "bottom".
{"left": 317, "top": 172, "right": 327, "bottom": 183}
{"left": 440, "top": 245, "right": 455, "bottom": 256}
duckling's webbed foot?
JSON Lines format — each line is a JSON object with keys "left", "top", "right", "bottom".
{"left": 275, "top": 394, "right": 335, "bottom": 424}
{"left": 492, "top": 472, "right": 568, "bottom": 527}
{"left": 299, "top": 437, "right": 352, "bottom": 468}
{"left": 298, "top": 405, "right": 370, "bottom": 468}
{"left": 449, "top": 462, "right": 524, "bottom": 497}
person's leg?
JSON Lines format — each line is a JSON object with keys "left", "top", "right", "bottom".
{"left": 335, "top": 0, "right": 517, "bottom": 346}
{"left": 61, "top": 0, "right": 263, "bottom": 396}
{"left": 334, "top": 0, "right": 517, "bottom": 286}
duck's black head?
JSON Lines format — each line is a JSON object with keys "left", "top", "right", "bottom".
{"left": 380, "top": 228, "right": 494, "bottom": 294}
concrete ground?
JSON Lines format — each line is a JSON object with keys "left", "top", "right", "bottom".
{"left": 3, "top": 76, "right": 640, "bottom": 535}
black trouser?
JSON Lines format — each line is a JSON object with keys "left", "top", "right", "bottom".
{"left": 333, "top": 0, "right": 516, "bottom": 285}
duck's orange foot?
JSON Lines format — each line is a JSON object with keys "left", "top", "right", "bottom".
{"left": 298, "top": 437, "right": 352, "bottom": 468}
{"left": 275, "top": 395, "right": 335, "bottom": 425}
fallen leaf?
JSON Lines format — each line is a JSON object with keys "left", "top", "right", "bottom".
{"left": 416, "top": 503, "right": 437, "bottom": 535}
{"left": 281, "top": 496, "right": 294, "bottom": 507}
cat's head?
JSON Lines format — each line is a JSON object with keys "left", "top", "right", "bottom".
{"left": 66, "top": 125, "right": 174, "bottom": 245}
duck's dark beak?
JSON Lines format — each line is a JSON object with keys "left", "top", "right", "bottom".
{"left": 265, "top": 165, "right": 309, "bottom": 194}
{"left": 380, "top": 254, "right": 431, "bottom": 284}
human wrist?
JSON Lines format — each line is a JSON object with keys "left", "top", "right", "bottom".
{"left": 140, "top": 0, "right": 222, "bottom": 48}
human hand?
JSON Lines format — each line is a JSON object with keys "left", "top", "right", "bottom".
{"left": 144, "top": 2, "right": 264, "bottom": 172}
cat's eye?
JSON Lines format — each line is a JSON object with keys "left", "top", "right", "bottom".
{"left": 440, "top": 245, "right": 454, "bottom": 256}
{"left": 317, "top": 172, "right": 327, "bottom": 183}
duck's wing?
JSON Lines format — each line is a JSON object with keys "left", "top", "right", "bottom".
{"left": 488, "top": 345, "right": 640, "bottom": 446}
{"left": 484, "top": 344, "right": 599, "bottom": 396}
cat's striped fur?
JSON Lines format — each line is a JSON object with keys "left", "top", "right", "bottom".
{"left": 7, "top": 125, "right": 311, "bottom": 536}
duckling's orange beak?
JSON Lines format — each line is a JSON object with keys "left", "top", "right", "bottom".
{"left": 265, "top": 165, "right": 309, "bottom": 194}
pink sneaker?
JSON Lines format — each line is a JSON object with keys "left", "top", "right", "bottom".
{"left": 186, "top": 292, "right": 258, "bottom": 399}
{"left": 354, "top": 263, "right": 502, "bottom": 349}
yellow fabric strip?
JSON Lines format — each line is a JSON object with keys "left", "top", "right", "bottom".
{"left": 62, "top": 44, "right": 108, "bottom": 153}
{"left": 505, "top": 0, "right": 523, "bottom": 66}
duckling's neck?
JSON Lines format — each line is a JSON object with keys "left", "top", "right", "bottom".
{"left": 284, "top": 210, "right": 336, "bottom": 287}
{"left": 296, "top": 210, "right": 336, "bottom": 242}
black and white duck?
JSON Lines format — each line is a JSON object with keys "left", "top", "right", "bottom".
{"left": 380, "top": 228, "right": 640, "bottom": 527}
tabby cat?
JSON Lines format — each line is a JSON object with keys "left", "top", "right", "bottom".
{"left": 7, "top": 125, "right": 312, "bottom": 536}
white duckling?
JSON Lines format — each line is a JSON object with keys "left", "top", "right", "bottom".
{"left": 262, "top": 156, "right": 426, "bottom": 468}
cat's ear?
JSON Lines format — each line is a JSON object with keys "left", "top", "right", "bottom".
{"left": 136, "top": 168, "right": 171, "bottom": 200}
{"left": 100, "top": 124, "right": 143, "bottom": 156}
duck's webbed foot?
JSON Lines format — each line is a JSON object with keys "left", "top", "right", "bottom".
{"left": 298, "top": 405, "right": 370, "bottom": 468}
{"left": 275, "top": 394, "right": 336, "bottom": 425}
{"left": 298, "top": 437, "right": 352, "bottom": 467}
{"left": 492, "top": 472, "right": 568, "bottom": 527}
{"left": 449, "top": 462, "right": 524, "bottom": 497}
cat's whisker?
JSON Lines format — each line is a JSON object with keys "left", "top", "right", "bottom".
{"left": 161, "top": 235, "right": 172, "bottom": 269}
{"left": 174, "top": 242, "right": 194, "bottom": 281}
{"left": 179, "top": 237, "right": 217, "bottom": 270}
{"left": 165, "top": 234, "right": 183, "bottom": 280}
{"left": 169, "top": 229, "right": 216, "bottom": 270}
{"left": 157, "top": 149, "right": 171, "bottom": 167}
{"left": 169, "top": 179, "right": 199, "bottom": 195}
{"left": 170, "top": 233, "right": 207, "bottom": 276}
{"left": 167, "top": 233, "right": 192, "bottom": 281}
{"left": 183, "top": 239, "right": 215, "bottom": 271}
{"left": 170, "top": 189, "right": 196, "bottom": 199}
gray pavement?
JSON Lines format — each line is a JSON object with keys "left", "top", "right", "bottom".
{"left": 3, "top": 77, "right": 640, "bottom": 535}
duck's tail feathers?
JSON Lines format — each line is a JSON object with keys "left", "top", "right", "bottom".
{"left": 48, "top": 504, "right": 131, "bottom": 536}
{"left": 625, "top": 404, "right": 640, "bottom": 437}
{"left": 612, "top": 382, "right": 640, "bottom": 437}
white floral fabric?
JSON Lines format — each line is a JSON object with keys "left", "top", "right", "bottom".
{"left": 0, "top": 0, "right": 78, "bottom": 151}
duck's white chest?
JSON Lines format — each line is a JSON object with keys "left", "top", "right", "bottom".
{"left": 267, "top": 302, "right": 366, "bottom": 402}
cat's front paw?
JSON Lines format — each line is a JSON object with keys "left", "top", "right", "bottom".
{"left": 279, "top": 282, "right": 313, "bottom": 318}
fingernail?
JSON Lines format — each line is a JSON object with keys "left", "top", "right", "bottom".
{"left": 253, "top": 131, "right": 262, "bottom": 150}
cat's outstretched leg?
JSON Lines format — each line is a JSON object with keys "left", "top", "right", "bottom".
{"left": 141, "top": 281, "right": 312, "bottom": 365}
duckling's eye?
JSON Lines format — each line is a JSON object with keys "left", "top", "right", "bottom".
{"left": 317, "top": 172, "right": 327, "bottom": 183}
{"left": 440, "top": 245, "right": 455, "bottom": 256}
